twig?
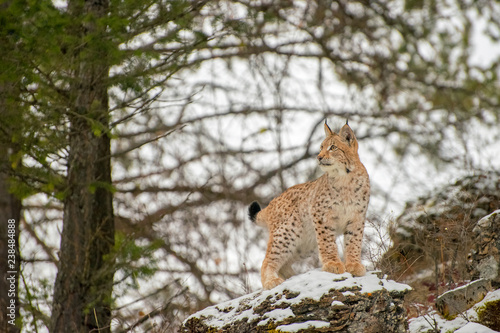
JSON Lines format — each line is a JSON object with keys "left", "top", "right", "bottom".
{"left": 117, "top": 286, "right": 188, "bottom": 333}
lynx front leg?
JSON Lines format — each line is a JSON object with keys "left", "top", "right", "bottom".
{"left": 314, "top": 221, "right": 345, "bottom": 274}
{"left": 344, "top": 218, "right": 366, "bottom": 276}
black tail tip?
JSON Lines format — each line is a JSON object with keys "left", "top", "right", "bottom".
{"left": 248, "top": 201, "right": 261, "bottom": 222}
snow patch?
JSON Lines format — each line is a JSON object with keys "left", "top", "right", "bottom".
{"left": 396, "top": 226, "right": 413, "bottom": 237}
{"left": 342, "top": 291, "right": 355, "bottom": 297}
{"left": 276, "top": 320, "right": 330, "bottom": 332}
{"left": 409, "top": 311, "right": 468, "bottom": 333}
{"left": 258, "top": 308, "right": 294, "bottom": 327}
{"left": 455, "top": 322, "right": 498, "bottom": 333}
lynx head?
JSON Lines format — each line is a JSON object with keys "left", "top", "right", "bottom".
{"left": 317, "top": 121, "right": 360, "bottom": 175}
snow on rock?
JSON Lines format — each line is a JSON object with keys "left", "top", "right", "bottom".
{"left": 454, "top": 322, "right": 498, "bottom": 333}
{"left": 180, "top": 270, "right": 411, "bottom": 332}
{"left": 276, "top": 320, "right": 330, "bottom": 332}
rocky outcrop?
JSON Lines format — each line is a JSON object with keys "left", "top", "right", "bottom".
{"left": 470, "top": 210, "right": 500, "bottom": 288}
{"left": 381, "top": 171, "right": 500, "bottom": 281}
{"left": 435, "top": 279, "right": 491, "bottom": 319}
{"left": 180, "top": 271, "right": 411, "bottom": 333}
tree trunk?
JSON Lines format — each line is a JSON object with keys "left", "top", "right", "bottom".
{"left": 50, "top": 118, "right": 115, "bottom": 333}
{"left": 50, "top": 0, "right": 115, "bottom": 332}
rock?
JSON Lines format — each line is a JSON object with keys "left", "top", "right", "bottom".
{"left": 180, "top": 271, "right": 411, "bottom": 333}
{"left": 435, "top": 279, "right": 492, "bottom": 319}
{"left": 470, "top": 210, "right": 500, "bottom": 288}
{"left": 409, "top": 289, "right": 500, "bottom": 333}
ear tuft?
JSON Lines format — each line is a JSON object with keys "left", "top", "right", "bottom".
{"left": 339, "top": 123, "right": 358, "bottom": 151}
{"left": 324, "top": 120, "right": 334, "bottom": 137}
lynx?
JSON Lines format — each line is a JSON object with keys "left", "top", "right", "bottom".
{"left": 249, "top": 121, "right": 370, "bottom": 290}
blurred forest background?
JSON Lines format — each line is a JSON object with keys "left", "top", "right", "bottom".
{"left": 0, "top": 0, "right": 499, "bottom": 332}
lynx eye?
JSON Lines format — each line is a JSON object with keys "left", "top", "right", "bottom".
{"left": 328, "top": 145, "right": 337, "bottom": 151}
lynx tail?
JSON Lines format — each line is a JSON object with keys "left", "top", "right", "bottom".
{"left": 248, "top": 201, "right": 261, "bottom": 222}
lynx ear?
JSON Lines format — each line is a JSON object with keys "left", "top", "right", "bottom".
{"left": 324, "top": 120, "right": 334, "bottom": 137}
{"left": 339, "top": 123, "right": 358, "bottom": 151}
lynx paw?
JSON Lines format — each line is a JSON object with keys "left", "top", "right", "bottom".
{"left": 262, "top": 277, "right": 284, "bottom": 290}
{"left": 322, "top": 261, "right": 345, "bottom": 274}
{"left": 345, "top": 262, "right": 366, "bottom": 277}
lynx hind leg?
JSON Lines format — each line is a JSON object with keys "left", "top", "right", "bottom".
{"left": 261, "top": 225, "right": 298, "bottom": 290}
{"left": 261, "top": 250, "right": 285, "bottom": 290}
{"left": 261, "top": 262, "right": 296, "bottom": 290}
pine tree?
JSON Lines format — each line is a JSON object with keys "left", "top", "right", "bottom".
{"left": 2, "top": 0, "right": 258, "bottom": 331}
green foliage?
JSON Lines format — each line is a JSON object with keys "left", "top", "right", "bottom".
{"left": 112, "top": 232, "right": 164, "bottom": 290}
{"left": 19, "top": 272, "right": 53, "bottom": 332}
{"left": 404, "top": 0, "right": 425, "bottom": 10}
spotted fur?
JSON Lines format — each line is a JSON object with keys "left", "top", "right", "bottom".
{"left": 250, "top": 122, "right": 370, "bottom": 289}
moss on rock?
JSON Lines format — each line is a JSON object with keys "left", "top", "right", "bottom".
{"left": 476, "top": 298, "right": 500, "bottom": 331}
